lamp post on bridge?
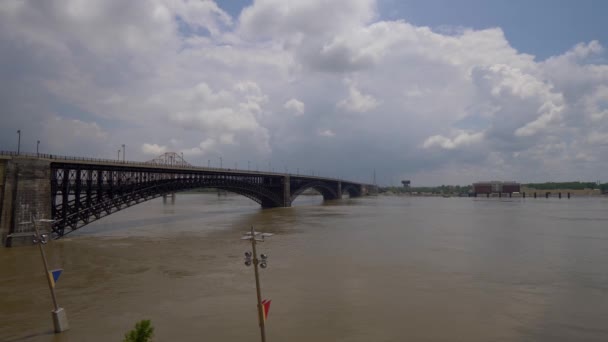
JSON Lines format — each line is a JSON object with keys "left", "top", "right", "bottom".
{"left": 208, "top": 159, "right": 210, "bottom": 168}
{"left": 219, "top": 156, "right": 223, "bottom": 169}
{"left": 117, "top": 149, "right": 121, "bottom": 161}
{"left": 122, "top": 144, "right": 125, "bottom": 162}
{"left": 248, "top": 160, "right": 250, "bottom": 171}
{"left": 37, "top": 140, "right": 40, "bottom": 156}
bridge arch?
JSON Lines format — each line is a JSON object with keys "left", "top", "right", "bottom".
{"left": 341, "top": 184, "right": 362, "bottom": 198}
{"left": 289, "top": 180, "right": 340, "bottom": 204}
{"left": 51, "top": 170, "right": 284, "bottom": 237}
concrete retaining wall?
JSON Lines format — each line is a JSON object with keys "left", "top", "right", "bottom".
{"left": 1, "top": 158, "right": 52, "bottom": 247}
{"left": 0, "top": 160, "right": 5, "bottom": 240}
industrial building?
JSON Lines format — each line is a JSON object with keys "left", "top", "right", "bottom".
{"left": 472, "top": 181, "right": 520, "bottom": 195}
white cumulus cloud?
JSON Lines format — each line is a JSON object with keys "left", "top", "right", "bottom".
{"left": 142, "top": 143, "right": 168, "bottom": 155}
{"left": 337, "top": 82, "right": 380, "bottom": 113}
{"left": 423, "top": 131, "right": 485, "bottom": 150}
{"left": 318, "top": 129, "right": 336, "bottom": 137}
{"left": 284, "top": 98, "right": 305, "bottom": 116}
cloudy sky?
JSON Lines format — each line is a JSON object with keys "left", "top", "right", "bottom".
{"left": 1, "top": 0, "right": 607, "bottom": 186}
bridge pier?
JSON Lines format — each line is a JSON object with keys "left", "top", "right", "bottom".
{"left": 360, "top": 184, "right": 374, "bottom": 196}
{"left": 163, "top": 193, "right": 176, "bottom": 204}
{"left": 1, "top": 158, "right": 52, "bottom": 247}
{"left": 283, "top": 175, "right": 291, "bottom": 207}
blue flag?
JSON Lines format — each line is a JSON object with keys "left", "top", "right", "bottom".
{"left": 48, "top": 269, "right": 63, "bottom": 288}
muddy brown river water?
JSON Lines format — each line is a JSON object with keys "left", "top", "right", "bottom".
{"left": 1, "top": 194, "right": 608, "bottom": 341}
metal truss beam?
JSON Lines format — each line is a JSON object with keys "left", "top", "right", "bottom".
{"left": 50, "top": 163, "right": 285, "bottom": 238}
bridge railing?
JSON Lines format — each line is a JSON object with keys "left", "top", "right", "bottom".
{"left": 0, "top": 150, "right": 362, "bottom": 184}
{"left": 1, "top": 150, "right": 131, "bottom": 164}
{"left": 0, "top": 150, "right": 260, "bottom": 173}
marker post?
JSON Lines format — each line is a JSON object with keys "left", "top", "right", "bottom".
{"left": 31, "top": 218, "right": 69, "bottom": 333}
{"left": 242, "top": 227, "right": 273, "bottom": 342}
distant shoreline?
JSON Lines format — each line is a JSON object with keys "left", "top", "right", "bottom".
{"left": 378, "top": 192, "right": 606, "bottom": 198}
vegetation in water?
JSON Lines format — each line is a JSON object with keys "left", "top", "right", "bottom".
{"left": 123, "top": 320, "right": 154, "bottom": 342}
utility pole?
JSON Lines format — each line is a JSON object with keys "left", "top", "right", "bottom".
{"left": 122, "top": 144, "right": 125, "bottom": 162}
{"left": 219, "top": 156, "right": 223, "bottom": 168}
{"left": 37, "top": 140, "right": 40, "bottom": 156}
{"left": 242, "top": 227, "right": 273, "bottom": 342}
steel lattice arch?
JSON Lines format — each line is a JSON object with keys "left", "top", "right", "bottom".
{"left": 0, "top": 151, "right": 376, "bottom": 245}
{"left": 49, "top": 162, "right": 368, "bottom": 238}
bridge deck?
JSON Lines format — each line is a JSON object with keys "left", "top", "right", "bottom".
{"left": 0, "top": 151, "right": 368, "bottom": 185}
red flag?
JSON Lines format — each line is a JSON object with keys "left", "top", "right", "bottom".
{"left": 262, "top": 299, "right": 271, "bottom": 322}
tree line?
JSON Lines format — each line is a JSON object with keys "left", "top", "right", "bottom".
{"left": 380, "top": 182, "right": 608, "bottom": 194}
{"left": 524, "top": 182, "right": 608, "bottom": 191}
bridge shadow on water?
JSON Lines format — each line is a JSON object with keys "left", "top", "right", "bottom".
{"left": 214, "top": 193, "right": 364, "bottom": 239}
{"left": 65, "top": 191, "right": 363, "bottom": 239}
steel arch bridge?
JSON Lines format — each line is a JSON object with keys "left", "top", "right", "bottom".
{"left": 0, "top": 152, "right": 376, "bottom": 245}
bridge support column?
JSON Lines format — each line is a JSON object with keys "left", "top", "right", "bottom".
{"left": 360, "top": 184, "right": 369, "bottom": 196}
{"left": 163, "top": 193, "right": 176, "bottom": 204}
{"left": 283, "top": 175, "right": 291, "bottom": 207}
{"left": 0, "top": 160, "right": 5, "bottom": 243}
{"left": 1, "top": 158, "right": 52, "bottom": 247}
